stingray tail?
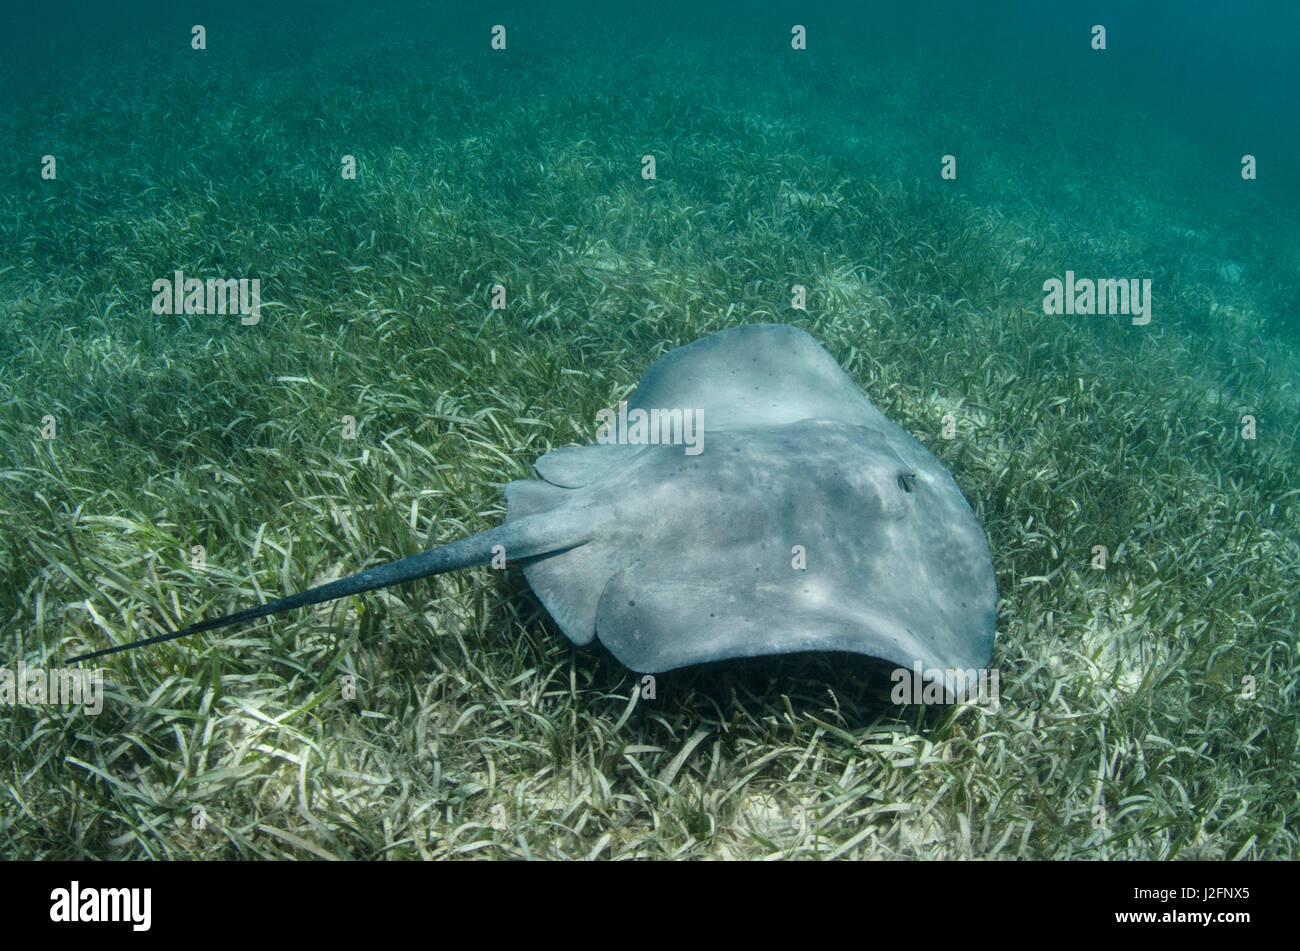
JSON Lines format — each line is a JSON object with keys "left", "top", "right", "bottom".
{"left": 67, "top": 514, "right": 577, "bottom": 663}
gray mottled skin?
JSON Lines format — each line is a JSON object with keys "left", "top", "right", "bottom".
{"left": 71, "top": 324, "right": 996, "bottom": 682}
{"left": 511, "top": 324, "right": 996, "bottom": 675}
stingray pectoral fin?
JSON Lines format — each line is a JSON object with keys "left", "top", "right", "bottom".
{"left": 67, "top": 512, "right": 589, "bottom": 663}
{"left": 516, "top": 543, "right": 619, "bottom": 646}
{"left": 505, "top": 479, "right": 617, "bottom": 647}
{"left": 533, "top": 443, "right": 646, "bottom": 488}
{"left": 593, "top": 558, "right": 987, "bottom": 676}
{"left": 504, "top": 478, "right": 569, "bottom": 517}
{"left": 626, "top": 324, "right": 893, "bottom": 432}
{"left": 593, "top": 566, "right": 870, "bottom": 672}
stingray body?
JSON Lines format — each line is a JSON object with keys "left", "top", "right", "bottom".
{"left": 72, "top": 325, "right": 997, "bottom": 681}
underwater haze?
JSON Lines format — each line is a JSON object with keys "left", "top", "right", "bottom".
{"left": 1, "top": 0, "right": 1297, "bottom": 861}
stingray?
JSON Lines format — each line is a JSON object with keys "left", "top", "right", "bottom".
{"left": 70, "top": 324, "right": 997, "bottom": 688}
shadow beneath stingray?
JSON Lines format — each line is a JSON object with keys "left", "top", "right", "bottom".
{"left": 513, "top": 585, "right": 975, "bottom": 733}
{"left": 576, "top": 640, "right": 931, "bottom": 730}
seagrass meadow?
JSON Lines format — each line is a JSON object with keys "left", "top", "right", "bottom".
{"left": 1, "top": 2, "right": 1298, "bottom": 860}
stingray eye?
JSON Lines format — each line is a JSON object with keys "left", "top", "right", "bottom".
{"left": 897, "top": 472, "right": 917, "bottom": 494}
